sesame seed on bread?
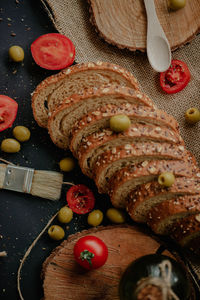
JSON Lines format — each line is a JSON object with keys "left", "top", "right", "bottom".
{"left": 109, "top": 158, "right": 197, "bottom": 209}
{"left": 48, "top": 86, "right": 155, "bottom": 149}
{"left": 70, "top": 103, "right": 180, "bottom": 156}
{"left": 32, "top": 61, "right": 139, "bottom": 128}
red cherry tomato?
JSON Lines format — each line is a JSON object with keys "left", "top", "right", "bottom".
{"left": 66, "top": 184, "right": 95, "bottom": 214}
{"left": 0, "top": 95, "right": 18, "bottom": 132}
{"left": 160, "top": 59, "right": 190, "bottom": 94}
{"left": 73, "top": 236, "right": 108, "bottom": 270}
{"left": 31, "top": 33, "right": 75, "bottom": 70}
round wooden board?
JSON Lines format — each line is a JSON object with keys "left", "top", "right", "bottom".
{"left": 42, "top": 225, "right": 181, "bottom": 300}
{"left": 88, "top": 0, "right": 200, "bottom": 51}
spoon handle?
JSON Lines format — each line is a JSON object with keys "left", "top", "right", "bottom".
{"left": 144, "top": 0, "right": 166, "bottom": 37}
{"left": 144, "top": 0, "right": 171, "bottom": 72}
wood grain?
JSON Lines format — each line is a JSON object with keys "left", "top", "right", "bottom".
{"left": 42, "top": 225, "right": 174, "bottom": 300}
{"left": 88, "top": 0, "right": 200, "bottom": 51}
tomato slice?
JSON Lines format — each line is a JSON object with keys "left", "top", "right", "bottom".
{"left": 160, "top": 59, "right": 190, "bottom": 94}
{"left": 31, "top": 33, "right": 75, "bottom": 70}
{"left": 66, "top": 184, "right": 95, "bottom": 214}
{"left": 0, "top": 95, "right": 18, "bottom": 132}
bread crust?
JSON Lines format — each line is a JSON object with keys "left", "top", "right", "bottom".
{"left": 70, "top": 103, "right": 180, "bottom": 155}
{"left": 48, "top": 86, "right": 155, "bottom": 149}
{"left": 147, "top": 195, "right": 200, "bottom": 235}
{"left": 109, "top": 159, "right": 198, "bottom": 209}
{"left": 77, "top": 125, "right": 184, "bottom": 178}
{"left": 170, "top": 213, "right": 200, "bottom": 247}
{"left": 32, "top": 61, "right": 139, "bottom": 128}
{"left": 93, "top": 142, "right": 187, "bottom": 193}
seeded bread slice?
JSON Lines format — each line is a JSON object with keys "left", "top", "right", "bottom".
{"left": 69, "top": 103, "right": 180, "bottom": 156}
{"left": 170, "top": 213, "right": 200, "bottom": 247}
{"left": 32, "top": 61, "right": 139, "bottom": 128}
{"left": 147, "top": 195, "right": 200, "bottom": 235}
{"left": 77, "top": 125, "right": 184, "bottom": 177}
{"left": 126, "top": 177, "right": 200, "bottom": 224}
{"left": 109, "top": 159, "right": 197, "bottom": 209}
{"left": 92, "top": 142, "right": 187, "bottom": 193}
{"left": 48, "top": 86, "right": 155, "bottom": 149}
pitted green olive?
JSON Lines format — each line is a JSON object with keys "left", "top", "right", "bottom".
{"left": 13, "top": 126, "right": 31, "bottom": 142}
{"left": 168, "top": 0, "right": 186, "bottom": 10}
{"left": 185, "top": 108, "right": 200, "bottom": 124}
{"left": 110, "top": 115, "right": 131, "bottom": 133}
{"left": 87, "top": 209, "right": 103, "bottom": 226}
{"left": 158, "top": 172, "right": 175, "bottom": 187}
{"left": 48, "top": 225, "right": 65, "bottom": 240}
{"left": 9, "top": 46, "right": 24, "bottom": 62}
{"left": 106, "top": 208, "right": 126, "bottom": 224}
{"left": 58, "top": 206, "right": 73, "bottom": 223}
{"left": 1, "top": 138, "right": 21, "bottom": 153}
{"left": 59, "top": 157, "right": 75, "bottom": 172}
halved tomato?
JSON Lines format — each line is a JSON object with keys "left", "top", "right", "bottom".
{"left": 66, "top": 184, "right": 95, "bottom": 214}
{"left": 160, "top": 59, "right": 190, "bottom": 94}
{"left": 0, "top": 95, "right": 18, "bottom": 132}
{"left": 31, "top": 33, "right": 75, "bottom": 70}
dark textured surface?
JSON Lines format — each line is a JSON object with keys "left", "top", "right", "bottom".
{"left": 0, "top": 1, "right": 199, "bottom": 300}
{"left": 0, "top": 1, "right": 112, "bottom": 299}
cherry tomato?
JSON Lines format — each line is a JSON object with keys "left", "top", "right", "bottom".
{"left": 0, "top": 95, "right": 18, "bottom": 132}
{"left": 73, "top": 236, "right": 108, "bottom": 270}
{"left": 66, "top": 184, "right": 95, "bottom": 214}
{"left": 160, "top": 59, "right": 190, "bottom": 94}
{"left": 31, "top": 33, "right": 75, "bottom": 70}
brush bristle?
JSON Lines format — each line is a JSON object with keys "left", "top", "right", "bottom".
{"left": 31, "top": 170, "right": 63, "bottom": 200}
{"left": 0, "top": 164, "right": 7, "bottom": 189}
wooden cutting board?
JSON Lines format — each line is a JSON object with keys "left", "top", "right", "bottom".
{"left": 88, "top": 0, "right": 200, "bottom": 51}
{"left": 42, "top": 225, "right": 194, "bottom": 300}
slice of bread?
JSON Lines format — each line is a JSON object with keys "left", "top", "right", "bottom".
{"left": 109, "top": 158, "right": 197, "bottom": 209}
{"left": 93, "top": 142, "right": 187, "bottom": 193}
{"left": 77, "top": 125, "right": 184, "bottom": 177}
{"left": 147, "top": 195, "right": 200, "bottom": 235}
{"left": 70, "top": 103, "right": 180, "bottom": 156}
{"left": 170, "top": 213, "right": 200, "bottom": 247}
{"left": 48, "top": 86, "right": 155, "bottom": 149}
{"left": 126, "top": 177, "right": 200, "bottom": 224}
{"left": 32, "top": 61, "right": 139, "bottom": 128}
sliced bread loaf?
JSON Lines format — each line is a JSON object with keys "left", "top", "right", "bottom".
{"left": 48, "top": 86, "right": 155, "bottom": 149}
{"left": 32, "top": 61, "right": 139, "bottom": 128}
{"left": 77, "top": 125, "right": 184, "bottom": 177}
{"left": 70, "top": 103, "right": 180, "bottom": 156}
{"left": 126, "top": 177, "right": 200, "bottom": 223}
{"left": 170, "top": 213, "right": 200, "bottom": 247}
{"left": 92, "top": 142, "right": 187, "bottom": 193}
{"left": 147, "top": 194, "right": 200, "bottom": 235}
{"left": 108, "top": 158, "right": 197, "bottom": 209}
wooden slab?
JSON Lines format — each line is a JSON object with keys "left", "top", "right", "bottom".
{"left": 42, "top": 225, "right": 176, "bottom": 300}
{"left": 88, "top": 0, "right": 200, "bottom": 51}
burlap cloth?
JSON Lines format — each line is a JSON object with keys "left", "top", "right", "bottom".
{"left": 41, "top": 0, "right": 200, "bottom": 282}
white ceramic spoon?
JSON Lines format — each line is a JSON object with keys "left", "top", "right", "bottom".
{"left": 144, "top": 0, "right": 171, "bottom": 72}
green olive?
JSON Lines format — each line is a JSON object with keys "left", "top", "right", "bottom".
{"left": 1, "top": 138, "right": 21, "bottom": 153}
{"left": 13, "top": 126, "right": 31, "bottom": 142}
{"left": 185, "top": 108, "right": 200, "bottom": 124}
{"left": 110, "top": 115, "right": 131, "bottom": 133}
{"left": 106, "top": 208, "right": 126, "bottom": 224}
{"left": 57, "top": 206, "right": 73, "bottom": 223}
{"left": 87, "top": 209, "right": 103, "bottom": 227}
{"left": 59, "top": 157, "right": 75, "bottom": 172}
{"left": 9, "top": 45, "right": 24, "bottom": 62}
{"left": 48, "top": 225, "right": 65, "bottom": 240}
{"left": 158, "top": 172, "right": 175, "bottom": 187}
{"left": 168, "top": 0, "right": 186, "bottom": 10}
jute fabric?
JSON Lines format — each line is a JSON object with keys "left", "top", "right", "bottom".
{"left": 41, "top": 0, "right": 200, "bottom": 278}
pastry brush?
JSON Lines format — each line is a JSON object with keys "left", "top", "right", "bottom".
{"left": 0, "top": 163, "right": 64, "bottom": 201}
